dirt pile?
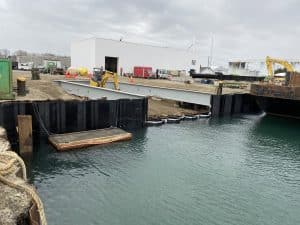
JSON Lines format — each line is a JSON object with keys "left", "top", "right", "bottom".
{"left": 148, "top": 97, "right": 208, "bottom": 119}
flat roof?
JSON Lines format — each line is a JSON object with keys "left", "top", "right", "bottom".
{"left": 74, "top": 37, "right": 196, "bottom": 52}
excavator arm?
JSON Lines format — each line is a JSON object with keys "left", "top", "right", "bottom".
{"left": 266, "top": 56, "right": 294, "bottom": 77}
{"left": 100, "top": 71, "right": 119, "bottom": 90}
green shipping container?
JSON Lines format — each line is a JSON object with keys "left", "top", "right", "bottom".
{"left": 0, "top": 59, "right": 15, "bottom": 100}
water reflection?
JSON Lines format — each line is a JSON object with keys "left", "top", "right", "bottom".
{"left": 29, "top": 116, "right": 300, "bottom": 225}
{"left": 29, "top": 128, "right": 148, "bottom": 184}
{"left": 249, "top": 115, "right": 300, "bottom": 158}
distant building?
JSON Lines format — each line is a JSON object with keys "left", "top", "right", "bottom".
{"left": 71, "top": 37, "right": 200, "bottom": 74}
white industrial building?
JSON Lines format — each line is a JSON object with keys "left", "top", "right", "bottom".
{"left": 71, "top": 37, "right": 200, "bottom": 74}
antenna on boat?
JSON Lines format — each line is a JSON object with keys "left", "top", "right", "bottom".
{"left": 209, "top": 35, "right": 214, "bottom": 68}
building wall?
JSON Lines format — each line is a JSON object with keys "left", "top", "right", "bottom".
{"left": 71, "top": 38, "right": 95, "bottom": 70}
{"left": 71, "top": 38, "right": 200, "bottom": 74}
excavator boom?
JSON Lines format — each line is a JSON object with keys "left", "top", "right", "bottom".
{"left": 266, "top": 56, "right": 294, "bottom": 77}
{"left": 100, "top": 70, "right": 119, "bottom": 90}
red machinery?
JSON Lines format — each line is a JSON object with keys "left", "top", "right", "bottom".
{"left": 133, "top": 66, "right": 153, "bottom": 78}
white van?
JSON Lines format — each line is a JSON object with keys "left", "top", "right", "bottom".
{"left": 156, "top": 69, "right": 169, "bottom": 79}
{"left": 18, "top": 62, "right": 33, "bottom": 70}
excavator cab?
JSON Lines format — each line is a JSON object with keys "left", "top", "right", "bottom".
{"left": 90, "top": 67, "right": 104, "bottom": 87}
{"left": 90, "top": 67, "right": 119, "bottom": 90}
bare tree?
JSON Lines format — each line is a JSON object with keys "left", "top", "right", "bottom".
{"left": 0, "top": 49, "right": 10, "bottom": 58}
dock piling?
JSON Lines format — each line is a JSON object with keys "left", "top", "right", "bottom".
{"left": 17, "top": 115, "right": 33, "bottom": 154}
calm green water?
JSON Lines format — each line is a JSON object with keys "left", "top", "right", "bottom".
{"left": 28, "top": 115, "right": 300, "bottom": 225}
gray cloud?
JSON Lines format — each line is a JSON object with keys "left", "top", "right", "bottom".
{"left": 1, "top": 0, "right": 300, "bottom": 64}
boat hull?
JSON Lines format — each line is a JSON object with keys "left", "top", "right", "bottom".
{"left": 256, "top": 96, "right": 300, "bottom": 119}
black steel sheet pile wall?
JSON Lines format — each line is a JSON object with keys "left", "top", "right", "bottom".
{"left": 211, "top": 94, "right": 261, "bottom": 117}
{"left": 118, "top": 99, "right": 148, "bottom": 129}
{"left": 0, "top": 98, "right": 148, "bottom": 141}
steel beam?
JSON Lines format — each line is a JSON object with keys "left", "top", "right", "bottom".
{"left": 55, "top": 80, "right": 144, "bottom": 100}
{"left": 56, "top": 80, "right": 212, "bottom": 106}
{"left": 69, "top": 80, "right": 212, "bottom": 107}
{"left": 120, "top": 82, "right": 212, "bottom": 106}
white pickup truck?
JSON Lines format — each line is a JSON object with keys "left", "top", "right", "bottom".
{"left": 156, "top": 69, "right": 169, "bottom": 79}
{"left": 18, "top": 62, "right": 33, "bottom": 70}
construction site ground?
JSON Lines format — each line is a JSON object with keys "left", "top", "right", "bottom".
{"left": 9, "top": 71, "right": 251, "bottom": 118}
{"left": 11, "top": 70, "right": 82, "bottom": 101}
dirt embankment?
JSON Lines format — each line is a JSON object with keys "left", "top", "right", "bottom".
{"left": 148, "top": 97, "right": 208, "bottom": 119}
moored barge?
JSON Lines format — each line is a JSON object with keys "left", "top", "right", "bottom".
{"left": 250, "top": 72, "right": 300, "bottom": 119}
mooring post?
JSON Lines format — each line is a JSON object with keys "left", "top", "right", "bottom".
{"left": 216, "top": 82, "right": 223, "bottom": 95}
{"left": 17, "top": 115, "right": 33, "bottom": 154}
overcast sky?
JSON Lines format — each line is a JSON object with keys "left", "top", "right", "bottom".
{"left": 0, "top": 0, "right": 299, "bottom": 64}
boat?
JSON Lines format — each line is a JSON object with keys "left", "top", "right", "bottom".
{"left": 255, "top": 96, "right": 300, "bottom": 119}
{"left": 250, "top": 72, "right": 300, "bottom": 119}
{"left": 190, "top": 62, "right": 265, "bottom": 82}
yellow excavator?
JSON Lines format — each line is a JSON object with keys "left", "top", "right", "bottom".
{"left": 266, "top": 56, "right": 294, "bottom": 77}
{"left": 265, "top": 56, "right": 295, "bottom": 84}
{"left": 90, "top": 67, "right": 119, "bottom": 90}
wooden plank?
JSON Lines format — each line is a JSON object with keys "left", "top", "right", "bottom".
{"left": 17, "top": 115, "right": 33, "bottom": 154}
{"left": 48, "top": 127, "right": 132, "bottom": 151}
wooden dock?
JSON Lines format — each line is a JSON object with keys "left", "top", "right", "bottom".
{"left": 48, "top": 127, "right": 132, "bottom": 151}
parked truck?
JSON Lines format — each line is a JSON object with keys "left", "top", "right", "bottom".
{"left": 18, "top": 62, "right": 33, "bottom": 70}
{"left": 43, "top": 60, "right": 64, "bottom": 75}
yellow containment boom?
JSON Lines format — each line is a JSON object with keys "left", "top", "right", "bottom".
{"left": 265, "top": 56, "right": 294, "bottom": 77}
{"left": 90, "top": 68, "right": 119, "bottom": 90}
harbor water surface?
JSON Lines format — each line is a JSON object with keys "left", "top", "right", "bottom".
{"left": 29, "top": 115, "right": 300, "bottom": 225}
